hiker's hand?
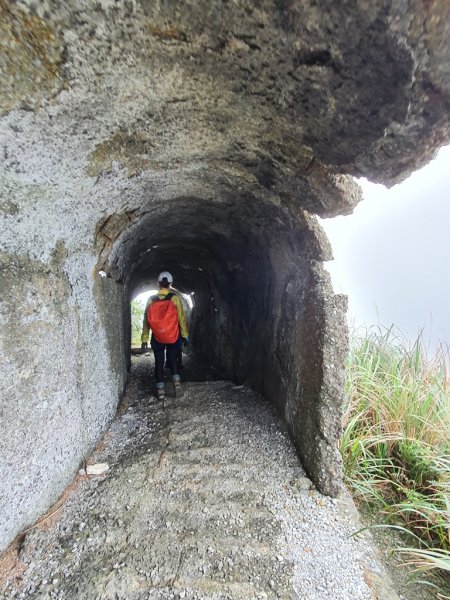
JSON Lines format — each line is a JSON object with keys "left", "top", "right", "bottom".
{"left": 141, "top": 342, "right": 148, "bottom": 350}
{"left": 182, "top": 337, "right": 189, "bottom": 347}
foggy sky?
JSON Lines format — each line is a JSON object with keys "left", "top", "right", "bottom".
{"left": 320, "top": 145, "right": 450, "bottom": 355}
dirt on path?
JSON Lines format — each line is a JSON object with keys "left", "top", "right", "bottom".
{"left": 1, "top": 356, "right": 400, "bottom": 600}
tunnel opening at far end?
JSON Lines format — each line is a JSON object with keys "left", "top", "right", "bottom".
{"left": 129, "top": 285, "right": 208, "bottom": 382}
{"left": 130, "top": 287, "right": 194, "bottom": 350}
{"left": 99, "top": 194, "right": 348, "bottom": 496}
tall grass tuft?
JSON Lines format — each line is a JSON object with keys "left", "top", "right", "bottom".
{"left": 341, "top": 326, "right": 450, "bottom": 591}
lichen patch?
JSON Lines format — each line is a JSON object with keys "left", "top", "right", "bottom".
{"left": 86, "top": 129, "right": 156, "bottom": 178}
{"left": 0, "top": 0, "right": 66, "bottom": 114}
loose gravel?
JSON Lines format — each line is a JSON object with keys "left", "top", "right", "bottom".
{"left": 1, "top": 356, "right": 400, "bottom": 600}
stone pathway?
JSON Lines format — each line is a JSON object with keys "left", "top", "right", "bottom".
{"left": 0, "top": 357, "right": 399, "bottom": 600}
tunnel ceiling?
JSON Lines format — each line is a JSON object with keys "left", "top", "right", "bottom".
{"left": 115, "top": 194, "right": 329, "bottom": 296}
{"left": 2, "top": 0, "right": 450, "bottom": 276}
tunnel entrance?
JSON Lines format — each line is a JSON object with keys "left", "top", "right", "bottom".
{"left": 97, "top": 194, "right": 347, "bottom": 497}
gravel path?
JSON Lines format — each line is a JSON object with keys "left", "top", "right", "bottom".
{"left": 1, "top": 356, "right": 400, "bottom": 600}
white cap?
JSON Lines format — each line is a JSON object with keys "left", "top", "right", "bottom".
{"left": 158, "top": 271, "right": 173, "bottom": 283}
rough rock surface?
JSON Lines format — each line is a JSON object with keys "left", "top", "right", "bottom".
{"left": 1, "top": 0, "right": 450, "bottom": 552}
{"left": 0, "top": 357, "right": 400, "bottom": 600}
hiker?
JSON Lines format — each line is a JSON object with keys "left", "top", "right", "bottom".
{"left": 141, "top": 271, "right": 189, "bottom": 400}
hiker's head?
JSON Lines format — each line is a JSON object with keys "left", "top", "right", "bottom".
{"left": 158, "top": 271, "right": 173, "bottom": 289}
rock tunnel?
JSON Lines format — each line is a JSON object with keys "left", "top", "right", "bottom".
{"left": 1, "top": 0, "right": 450, "bottom": 554}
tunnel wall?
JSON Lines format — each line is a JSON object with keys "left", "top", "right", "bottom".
{"left": 0, "top": 238, "right": 127, "bottom": 551}
{"left": 282, "top": 263, "right": 348, "bottom": 494}
{"left": 189, "top": 227, "right": 346, "bottom": 495}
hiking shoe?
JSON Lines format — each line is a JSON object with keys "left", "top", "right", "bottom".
{"left": 173, "top": 381, "right": 183, "bottom": 397}
{"left": 156, "top": 388, "right": 165, "bottom": 401}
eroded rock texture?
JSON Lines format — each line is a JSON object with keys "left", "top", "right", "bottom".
{"left": 1, "top": 0, "right": 449, "bottom": 552}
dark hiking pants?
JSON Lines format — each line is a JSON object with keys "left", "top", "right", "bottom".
{"left": 151, "top": 335, "right": 182, "bottom": 389}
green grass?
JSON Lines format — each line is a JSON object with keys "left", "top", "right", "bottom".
{"left": 341, "top": 326, "right": 450, "bottom": 595}
{"left": 131, "top": 298, "right": 145, "bottom": 346}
